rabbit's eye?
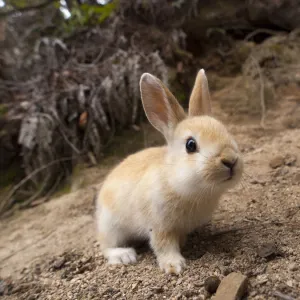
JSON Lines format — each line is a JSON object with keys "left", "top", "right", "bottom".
{"left": 186, "top": 138, "right": 197, "bottom": 153}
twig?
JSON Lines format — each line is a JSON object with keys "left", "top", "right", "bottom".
{"left": 245, "top": 29, "right": 286, "bottom": 41}
{"left": 273, "top": 291, "right": 296, "bottom": 300}
{"left": 19, "top": 173, "right": 52, "bottom": 209}
{"left": 250, "top": 55, "right": 266, "bottom": 128}
{"left": 49, "top": 110, "right": 81, "bottom": 155}
{"left": 0, "top": 157, "right": 73, "bottom": 215}
{"left": 44, "top": 173, "right": 64, "bottom": 200}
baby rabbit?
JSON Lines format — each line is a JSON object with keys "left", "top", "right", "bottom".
{"left": 96, "top": 69, "right": 243, "bottom": 274}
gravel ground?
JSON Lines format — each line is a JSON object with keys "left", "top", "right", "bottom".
{"left": 0, "top": 98, "right": 300, "bottom": 300}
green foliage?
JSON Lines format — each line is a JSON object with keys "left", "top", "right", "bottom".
{"left": 172, "top": 0, "right": 186, "bottom": 9}
{"left": 1, "top": 0, "right": 57, "bottom": 11}
{"left": 0, "top": 104, "right": 9, "bottom": 116}
{"left": 8, "top": 0, "right": 27, "bottom": 8}
{"left": 63, "top": 1, "right": 118, "bottom": 34}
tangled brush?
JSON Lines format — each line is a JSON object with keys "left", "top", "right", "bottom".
{"left": 1, "top": 39, "right": 168, "bottom": 212}
{"left": 214, "top": 29, "right": 300, "bottom": 125}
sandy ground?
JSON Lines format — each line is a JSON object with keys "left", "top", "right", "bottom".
{"left": 0, "top": 93, "right": 300, "bottom": 300}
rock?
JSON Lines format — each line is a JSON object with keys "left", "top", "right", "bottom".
{"left": 131, "top": 283, "right": 138, "bottom": 291}
{"left": 284, "top": 154, "right": 297, "bottom": 166}
{"left": 286, "top": 280, "right": 293, "bottom": 287}
{"left": 270, "top": 155, "right": 284, "bottom": 169}
{"left": 273, "top": 290, "right": 296, "bottom": 300}
{"left": 222, "top": 267, "right": 233, "bottom": 276}
{"left": 214, "top": 272, "right": 248, "bottom": 300}
{"left": 288, "top": 262, "right": 298, "bottom": 271}
{"left": 182, "top": 289, "right": 197, "bottom": 297}
{"left": 275, "top": 166, "right": 289, "bottom": 177}
{"left": 0, "top": 280, "right": 6, "bottom": 296}
{"left": 257, "top": 242, "right": 278, "bottom": 258}
{"left": 53, "top": 257, "right": 66, "bottom": 270}
{"left": 250, "top": 179, "right": 266, "bottom": 185}
{"left": 151, "top": 286, "right": 163, "bottom": 294}
{"left": 204, "top": 276, "right": 221, "bottom": 294}
{"left": 256, "top": 274, "right": 268, "bottom": 285}
{"left": 293, "top": 173, "right": 300, "bottom": 183}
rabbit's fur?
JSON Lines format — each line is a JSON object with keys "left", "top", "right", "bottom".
{"left": 96, "top": 69, "right": 243, "bottom": 274}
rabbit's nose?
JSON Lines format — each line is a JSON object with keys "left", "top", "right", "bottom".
{"left": 221, "top": 158, "right": 237, "bottom": 170}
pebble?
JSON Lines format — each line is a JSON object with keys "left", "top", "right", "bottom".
{"left": 284, "top": 154, "right": 297, "bottom": 166}
{"left": 222, "top": 267, "right": 233, "bottom": 276}
{"left": 214, "top": 272, "right": 248, "bottom": 300}
{"left": 204, "top": 276, "right": 221, "bottom": 294}
{"left": 0, "top": 280, "right": 6, "bottom": 296}
{"left": 293, "top": 173, "right": 300, "bottom": 183}
{"left": 257, "top": 242, "right": 278, "bottom": 258}
{"left": 256, "top": 274, "right": 268, "bottom": 285}
{"left": 275, "top": 166, "right": 289, "bottom": 176}
{"left": 288, "top": 262, "right": 298, "bottom": 271}
{"left": 151, "top": 286, "right": 163, "bottom": 294}
{"left": 269, "top": 155, "right": 284, "bottom": 169}
{"left": 53, "top": 257, "right": 66, "bottom": 270}
{"left": 286, "top": 280, "right": 293, "bottom": 287}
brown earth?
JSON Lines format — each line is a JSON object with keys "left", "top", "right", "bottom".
{"left": 0, "top": 84, "right": 300, "bottom": 300}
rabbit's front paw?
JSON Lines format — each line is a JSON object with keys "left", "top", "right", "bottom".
{"left": 106, "top": 248, "right": 137, "bottom": 265}
{"left": 158, "top": 254, "right": 186, "bottom": 274}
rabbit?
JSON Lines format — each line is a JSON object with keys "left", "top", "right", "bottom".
{"left": 95, "top": 69, "right": 243, "bottom": 274}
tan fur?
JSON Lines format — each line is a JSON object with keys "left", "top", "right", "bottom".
{"left": 189, "top": 69, "right": 211, "bottom": 116}
{"left": 96, "top": 69, "right": 243, "bottom": 274}
{"left": 140, "top": 74, "right": 185, "bottom": 140}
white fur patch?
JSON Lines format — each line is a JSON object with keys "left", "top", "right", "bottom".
{"left": 105, "top": 248, "right": 137, "bottom": 265}
{"left": 158, "top": 252, "right": 186, "bottom": 274}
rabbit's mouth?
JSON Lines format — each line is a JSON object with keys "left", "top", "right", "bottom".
{"left": 226, "top": 168, "right": 235, "bottom": 180}
{"left": 222, "top": 165, "right": 243, "bottom": 184}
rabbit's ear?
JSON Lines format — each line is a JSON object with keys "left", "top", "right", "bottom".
{"left": 140, "top": 73, "right": 186, "bottom": 140}
{"left": 188, "top": 69, "right": 212, "bottom": 116}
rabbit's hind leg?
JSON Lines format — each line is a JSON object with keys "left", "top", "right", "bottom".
{"left": 96, "top": 205, "right": 137, "bottom": 265}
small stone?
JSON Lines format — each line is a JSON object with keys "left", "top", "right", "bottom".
{"left": 53, "top": 257, "right": 66, "bottom": 270}
{"left": 286, "top": 280, "right": 293, "bottom": 287}
{"left": 151, "top": 286, "right": 163, "bottom": 294}
{"left": 223, "top": 259, "right": 231, "bottom": 266}
{"left": 204, "top": 276, "right": 221, "bottom": 294}
{"left": 145, "top": 292, "right": 154, "bottom": 299}
{"left": 0, "top": 280, "right": 6, "bottom": 296}
{"left": 256, "top": 274, "right": 268, "bottom": 285}
{"left": 250, "top": 179, "right": 266, "bottom": 185}
{"left": 276, "top": 166, "right": 289, "bottom": 176}
{"left": 182, "top": 289, "right": 197, "bottom": 297}
{"left": 284, "top": 154, "right": 297, "bottom": 166}
{"left": 257, "top": 242, "right": 277, "bottom": 258}
{"left": 293, "top": 173, "right": 300, "bottom": 183}
{"left": 288, "top": 263, "right": 298, "bottom": 271}
{"left": 222, "top": 267, "right": 233, "bottom": 276}
{"left": 132, "top": 125, "right": 140, "bottom": 131}
{"left": 214, "top": 272, "right": 248, "bottom": 300}
{"left": 270, "top": 155, "right": 284, "bottom": 169}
